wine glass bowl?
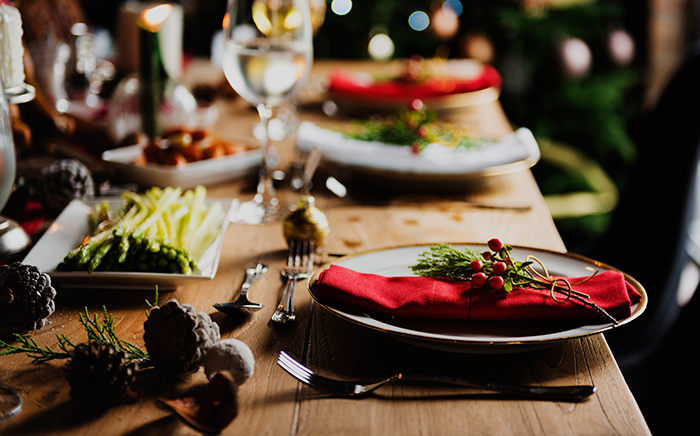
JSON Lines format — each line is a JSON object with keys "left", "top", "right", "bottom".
{"left": 223, "top": 0, "right": 313, "bottom": 224}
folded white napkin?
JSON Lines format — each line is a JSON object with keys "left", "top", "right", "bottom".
{"left": 296, "top": 122, "right": 540, "bottom": 175}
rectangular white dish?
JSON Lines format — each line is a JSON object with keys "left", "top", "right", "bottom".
{"left": 22, "top": 197, "right": 237, "bottom": 290}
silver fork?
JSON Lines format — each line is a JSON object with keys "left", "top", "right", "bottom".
{"left": 271, "top": 240, "right": 314, "bottom": 323}
{"left": 277, "top": 351, "right": 596, "bottom": 401}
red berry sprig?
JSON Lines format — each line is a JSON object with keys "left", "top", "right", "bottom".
{"left": 410, "top": 239, "right": 620, "bottom": 324}
{"left": 466, "top": 238, "right": 532, "bottom": 292}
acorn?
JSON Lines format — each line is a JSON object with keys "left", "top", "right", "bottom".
{"left": 282, "top": 195, "right": 330, "bottom": 251}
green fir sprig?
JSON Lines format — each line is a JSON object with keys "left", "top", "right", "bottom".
{"left": 344, "top": 108, "right": 485, "bottom": 153}
{"left": 410, "top": 242, "right": 534, "bottom": 292}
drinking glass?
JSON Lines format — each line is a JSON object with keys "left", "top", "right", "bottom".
{"left": 223, "top": 0, "right": 313, "bottom": 224}
{"left": 0, "top": 79, "right": 24, "bottom": 422}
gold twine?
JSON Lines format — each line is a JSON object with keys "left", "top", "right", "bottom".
{"left": 525, "top": 256, "right": 598, "bottom": 304}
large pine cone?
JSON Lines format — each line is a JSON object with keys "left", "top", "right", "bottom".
{"left": 0, "top": 262, "right": 56, "bottom": 334}
{"left": 143, "top": 299, "right": 220, "bottom": 378}
{"left": 36, "top": 159, "right": 95, "bottom": 213}
{"left": 64, "top": 342, "right": 138, "bottom": 407}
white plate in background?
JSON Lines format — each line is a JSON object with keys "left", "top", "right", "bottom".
{"left": 102, "top": 145, "right": 262, "bottom": 189}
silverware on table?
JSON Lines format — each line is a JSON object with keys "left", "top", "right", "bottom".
{"left": 214, "top": 263, "right": 268, "bottom": 312}
{"left": 277, "top": 351, "right": 596, "bottom": 401}
{"left": 271, "top": 240, "right": 314, "bottom": 324}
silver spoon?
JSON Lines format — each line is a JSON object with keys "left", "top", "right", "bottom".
{"left": 214, "top": 263, "right": 268, "bottom": 312}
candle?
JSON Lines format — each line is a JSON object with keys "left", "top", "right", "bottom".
{"left": 138, "top": 4, "right": 172, "bottom": 140}
{"left": 0, "top": 3, "right": 25, "bottom": 89}
{"left": 117, "top": 2, "right": 183, "bottom": 77}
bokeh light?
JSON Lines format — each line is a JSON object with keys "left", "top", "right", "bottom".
{"left": 331, "top": 0, "right": 352, "bottom": 16}
{"left": 431, "top": 6, "right": 459, "bottom": 40}
{"left": 443, "top": 0, "right": 463, "bottom": 16}
{"left": 408, "top": 11, "right": 430, "bottom": 31}
{"left": 368, "top": 33, "right": 395, "bottom": 60}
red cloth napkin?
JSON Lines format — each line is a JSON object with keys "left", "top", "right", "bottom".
{"left": 328, "top": 65, "right": 502, "bottom": 103}
{"left": 313, "top": 265, "right": 642, "bottom": 321}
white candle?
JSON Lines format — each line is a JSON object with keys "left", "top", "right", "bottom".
{"left": 0, "top": 3, "right": 25, "bottom": 89}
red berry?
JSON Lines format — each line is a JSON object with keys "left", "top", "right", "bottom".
{"left": 488, "top": 275, "right": 504, "bottom": 290}
{"left": 470, "top": 260, "right": 483, "bottom": 272}
{"left": 417, "top": 124, "right": 429, "bottom": 138}
{"left": 410, "top": 142, "right": 421, "bottom": 154}
{"left": 471, "top": 272, "right": 487, "bottom": 288}
{"left": 493, "top": 261, "right": 507, "bottom": 275}
{"left": 482, "top": 251, "right": 491, "bottom": 260}
{"left": 487, "top": 238, "right": 504, "bottom": 252}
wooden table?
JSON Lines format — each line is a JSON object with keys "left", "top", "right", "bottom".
{"left": 0, "top": 60, "right": 650, "bottom": 435}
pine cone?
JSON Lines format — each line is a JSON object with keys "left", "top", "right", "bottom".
{"left": 0, "top": 262, "right": 57, "bottom": 334}
{"left": 37, "top": 159, "right": 95, "bottom": 213}
{"left": 64, "top": 342, "right": 138, "bottom": 407}
{"left": 143, "top": 299, "right": 220, "bottom": 378}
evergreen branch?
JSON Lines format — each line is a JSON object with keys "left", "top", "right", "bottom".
{"left": 0, "top": 333, "right": 74, "bottom": 363}
{"left": 78, "top": 306, "right": 149, "bottom": 361}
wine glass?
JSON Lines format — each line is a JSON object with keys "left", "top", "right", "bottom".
{"left": 223, "top": 0, "right": 313, "bottom": 224}
{"left": 0, "top": 79, "right": 24, "bottom": 422}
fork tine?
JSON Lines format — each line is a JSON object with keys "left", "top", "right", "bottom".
{"left": 277, "top": 352, "right": 355, "bottom": 394}
{"left": 306, "top": 241, "right": 314, "bottom": 273}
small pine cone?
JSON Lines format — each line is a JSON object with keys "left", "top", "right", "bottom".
{"left": 0, "top": 262, "right": 57, "bottom": 334}
{"left": 37, "top": 159, "right": 95, "bottom": 213}
{"left": 143, "top": 299, "right": 220, "bottom": 378}
{"left": 64, "top": 342, "right": 138, "bottom": 407}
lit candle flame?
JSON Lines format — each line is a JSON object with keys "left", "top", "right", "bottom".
{"left": 140, "top": 4, "right": 172, "bottom": 32}
{"left": 222, "top": 12, "right": 230, "bottom": 30}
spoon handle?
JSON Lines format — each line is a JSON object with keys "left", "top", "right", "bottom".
{"left": 240, "top": 264, "right": 267, "bottom": 296}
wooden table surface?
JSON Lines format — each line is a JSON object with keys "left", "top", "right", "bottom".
{"left": 0, "top": 60, "right": 650, "bottom": 435}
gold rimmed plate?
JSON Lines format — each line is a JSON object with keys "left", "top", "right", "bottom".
{"left": 307, "top": 244, "right": 647, "bottom": 354}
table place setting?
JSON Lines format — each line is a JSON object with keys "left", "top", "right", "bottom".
{"left": 0, "top": 0, "right": 654, "bottom": 433}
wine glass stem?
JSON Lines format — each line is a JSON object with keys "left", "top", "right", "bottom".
{"left": 255, "top": 103, "right": 277, "bottom": 206}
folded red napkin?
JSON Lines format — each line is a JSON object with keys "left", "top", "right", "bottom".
{"left": 328, "top": 65, "right": 502, "bottom": 103}
{"left": 313, "top": 265, "right": 642, "bottom": 322}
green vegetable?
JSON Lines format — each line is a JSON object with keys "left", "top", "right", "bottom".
{"left": 57, "top": 186, "right": 225, "bottom": 274}
{"left": 343, "top": 108, "right": 487, "bottom": 153}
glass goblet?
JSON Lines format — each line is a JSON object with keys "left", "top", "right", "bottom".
{"left": 223, "top": 0, "right": 313, "bottom": 224}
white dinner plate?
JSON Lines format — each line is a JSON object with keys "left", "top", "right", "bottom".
{"left": 308, "top": 244, "right": 647, "bottom": 353}
{"left": 22, "top": 197, "right": 236, "bottom": 290}
{"left": 101, "top": 145, "right": 262, "bottom": 189}
{"left": 297, "top": 124, "right": 540, "bottom": 190}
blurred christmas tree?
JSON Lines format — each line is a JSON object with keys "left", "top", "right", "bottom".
{"left": 314, "top": 0, "right": 644, "bottom": 251}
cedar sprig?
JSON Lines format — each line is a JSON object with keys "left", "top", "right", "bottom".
{"left": 0, "top": 296, "right": 155, "bottom": 364}
{"left": 0, "top": 334, "right": 74, "bottom": 363}
{"left": 79, "top": 306, "right": 148, "bottom": 361}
